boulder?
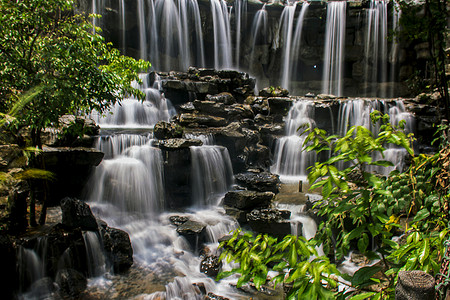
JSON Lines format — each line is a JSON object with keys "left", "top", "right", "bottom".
{"left": 0, "top": 144, "right": 26, "bottom": 171}
{"left": 267, "top": 97, "right": 294, "bottom": 115}
{"left": 205, "top": 292, "right": 230, "bottom": 300}
{"left": 206, "top": 92, "right": 236, "bottom": 105}
{"left": 259, "top": 86, "right": 289, "bottom": 97}
{"left": 157, "top": 138, "right": 203, "bottom": 150}
{"left": 101, "top": 227, "right": 133, "bottom": 274}
{"left": 55, "top": 268, "right": 87, "bottom": 297}
{"left": 395, "top": 270, "right": 435, "bottom": 300}
{"left": 235, "top": 171, "right": 280, "bottom": 193}
{"left": 223, "top": 190, "right": 274, "bottom": 210}
{"left": 247, "top": 208, "right": 292, "bottom": 239}
{"left": 200, "top": 254, "right": 222, "bottom": 278}
{"left": 176, "top": 220, "right": 207, "bottom": 252}
{"left": 153, "top": 121, "right": 183, "bottom": 140}
{"left": 60, "top": 197, "right": 98, "bottom": 231}
{"left": 179, "top": 113, "right": 227, "bottom": 127}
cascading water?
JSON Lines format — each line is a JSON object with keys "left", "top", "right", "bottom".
{"left": 322, "top": 1, "right": 346, "bottom": 96}
{"left": 211, "top": 0, "right": 233, "bottom": 70}
{"left": 364, "top": 0, "right": 388, "bottom": 97}
{"left": 288, "top": 2, "right": 310, "bottom": 93}
{"left": 390, "top": 1, "right": 402, "bottom": 98}
{"left": 271, "top": 100, "right": 317, "bottom": 182}
{"left": 190, "top": 146, "right": 234, "bottom": 207}
{"left": 248, "top": 4, "right": 268, "bottom": 75}
{"left": 279, "top": 3, "right": 297, "bottom": 89}
{"left": 234, "top": 0, "right": 247, "bottom": 68}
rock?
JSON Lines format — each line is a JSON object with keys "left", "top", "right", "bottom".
{"left": 37, "top": 147, "right": 104, "bottom": 205}
{"left": 179, "top": 113, "right": 227, "bottom": 127}
{"left": 48, "top": 115, "right": 100, "bottom": 147}
{"left": 206, "top": 92, "right": 236, "bottom": 105}
{"left": 247, "top": 208, "right": 293, "bottom": 239}
{"left": 8, "top": 181, "right": 29, "bottom": 233}
{"left": 223, "top": 190, "right": 275, "bottom": 210}
{"left": 0, "top": 234, "right": 18, "bottom": 298}
{"left": 0, "top": 144, "right": 26, "bottom": 171}
{"left": 153, "top": 121, "right": 183, "bottom": 140}
{"left": 60, "top": 197, "right": 98, "bottom": 231}
{"left": 235, "top": 171, "right": 281, "bottom": 193}
{"left": 205, "top": 292, "right": 230, "bottom": 300}
{"left": 226, "top": 104, "right": 255, "bottom": 121}
{"left": 267, "top": 97, "right": 294, "bottom": 115}
{"left": 101, "top": 227, "right": 133, "bottom": 274}
{"left": 176, "top": 220, "right": 207, "bottom": 252}
{"left": 169, "top": 215, "right": 189, "bottom": 226}
{"left": 395, "top": 270, "right": 435, "bottom": 300}
{"left": 259, "top": 87, "right": 289, "bottom": 97}
{"left": 193, "top": 100, "right": 226, "bottom": 116}
{"left": 200, "top": 254, "right": 222, "bottom": 278}
{"left": 55, "top": 268, "right": 87, "bottom": 297}
{"left": 28, "top": 277, "right": 57, "bottom": 299}
{"left": 158, "top": 138, "right": 203, "bottom": 150}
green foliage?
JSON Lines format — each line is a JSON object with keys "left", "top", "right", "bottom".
{"left": 218, "top": 229, "right": 340, "bottom": 299}
{"left": 0, "top": 0, "right": 150, "bottom": 145}
{"left": 304, "top": 111, "right": 414, "bottom": 261}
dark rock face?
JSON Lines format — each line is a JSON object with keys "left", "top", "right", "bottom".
{"left": 235, "top": 171, "right": 281, "bottom": 193}
{"left": 8, "top": 181, "right": 29, "bottom": 233}
{"left": 223, "top": 190, "right": 275, "bottom": 210}
{"left": 0, "top": 234, "right": 18, "bottom": 299}
{"left": 61, "top": 197, "right": 98, "bottom": 231}
{"left": 247, "top": 208, "right": 293, "bottom": 239}
{"left": 395, "top": 270, "right": 435, "bottom": 300}
{"left": 55, "top": 268, "right": 87, "bottom": 297}
{"left": 101, "top": 227, "right": 133, "bottom": 274}
{"left": 200, "top": 254, "right": 222, "bottom": 278}
{"left": 36, "top": 147, "right": 104, "bottom": 205}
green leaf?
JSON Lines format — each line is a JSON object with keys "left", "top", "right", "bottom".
{"left": 351, "top": 265, "right": 382, "bottom": 287}
{"left": 348, "top": 292, "right": 376, "bottom": 300}
{"left": 357, "top": 233, "right": 369, "bottom": 253}
{"left": 418, "top": 238, "right": 429, "bottom": 265}
{"left": 413, "top": 208, "right": 430, "bottom": 223}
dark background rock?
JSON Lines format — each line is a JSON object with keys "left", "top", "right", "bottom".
{"left": 101, "top": 227, "right": 133, "bottom": 274}
{"left": 60, "top": 197, "right": 98, "bottom": 231}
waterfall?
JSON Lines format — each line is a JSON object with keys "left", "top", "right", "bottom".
{"left": 364, "top": 0, "right": 388, "bottom": 97}
{"left": 211, "top": 0, "right": 233, "bottom": 70}
{"left": 234, "top": 0, "right": 247, "bottom": 68}
{"left": 322, "top": 1, "right": 346, "bottom": 96}
{"left": 91, "top": 73, "right": 176, "bottom": 128}
{"left": 83, "top": 231, "right": 107, "bottom": 277}
{"left": 390, "top": 1, "right": 402, "bottom": 97}
{"left": 279, "top": 3, "right": 297, "bottom": 89}
{"left": 249, "top": 4, "right": 268, "bottom": 75}
{"left": 271, "top": 100, "right": 316, "bottom": 181}
{"left": 289, "top": 3, "right": 310, "bottom": 93}
{"left": 119, "top": 0, "right": 126, "bottom": 53}
{"left": 137, "top": 0, "right": 147, "bottom": 61}
{"left": 17, "top": 246, "right": 45, "bottom": 293}
{"left": 190, "top": 146, "right": 234, "bottom": 207}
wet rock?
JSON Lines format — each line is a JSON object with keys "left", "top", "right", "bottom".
{"left": 176, "top": 220, "right": 207, "bottom": 252}
{"left": 200, "top": 254, "right": 222, "bottom": 278}
{"left": 205, "top": 292, "right": 230, "bottom": 300}
{"left": 235, "top": 171, "right": 280, "bottom": 193}
{"left": 101, "top": 227, "right": 133, "bottom": 274}
{"left": 224, "top": 207, "right": 248, "bottom": 224}
{"left": 206, "top": 92, "right": 236, "bottom": 105}
{"left": 247, "top": 208, "right": 292, "bottom": 239}
{"left": 226, "top": 104, "right": 255, "bottom": 121}
{"left": 169, "top": 215, "right": 189, "bottom": 226}
{"left": 37, "top": 147, "right": 104, "bottom": 205}
{"left": 55, "top": 268, "right": 87, "bottom": 297}
{"left": 259, "top": 87, "right": 289, "bottom": 97}
{"left": 153, "top": 121, "right": 183, "bottom": 140}
{"left": 28, "top": 277, "right": 57, "bottom": 299}
{"left": 267, "top": 97, "right": 294, "bottom": 115}
{"left": 179, "top": 113, "right": 227, "bottom": 127}
{"left": 60, "top": 197, "right": 98, "bottom": 231}
{"left": 158, "top": 138, "right": 203, "bottom": 150}
{"left": 395, "top": 270, "right": 435, "bottom": 300}
{"left": 223, "top": 190, "right": 275, "bottom": 210}
{"left": 0, "top": 144, "right": 26, "bottom": 171}
{"left": 193, "top": 100, "right": 226, "bottom": 116}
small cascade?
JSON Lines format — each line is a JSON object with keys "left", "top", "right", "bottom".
{"left": 137, "top": 0, "right": 147, "bottom": 61}
{"left": 184, "top": 133, "right": 215, "bottom": 145}
{"left": 279, "top": 3, "right": 298, "bottom": 89}
{"left": 95, "top": 134, "right": 151, "bottom": 159}
{"left": 190, "top": 146, "right": 234, "bottom": 207}
{"left": 289, "top": 3, "right": 310, "bottom": 92}
{"left": 91, "top": 73, "right": 176, "bottom": 128}
{"left": 17, "top": 246, "right": 45, "bottom": 293}
{"left": 364, "top": 0, "right": 388, "bottom": 97}
{"left": 119, "top": 0, "right": 126, "bottom": 53}
{"left": 211, "top": 0, "right": 233, "bottom": 70}
{"left": 148, "top": 0, "right": 160, "bottom": 68}
{"left": 234, "top": 0, "right": 247, "bottom": 68}
{"left": 322, "top": 1, "right": 346, "bottom": 96}
{"left": 249, "top": 4, "right": 268, "bottom": 75}
{"left": 390, "top": 1, "right": 402, "bottom": 97}
{"left": 271, "top": 100, "right": 316, "bottom": 181}
{"left": 83, "top": 231, "right": 107, "bottom": 277}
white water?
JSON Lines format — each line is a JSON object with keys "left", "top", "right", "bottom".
{"left": 249, "top": 4, "right": 268, "bottom": 75}
{"left": 271, "top": 100, "right": 317, "bottom": 181}
{"left": 364, "top": 0, "right": 388, "bottom": 97}
{"left": 322, "top": 1, "right": 346, "bottom": 96}
{"left": 279, "top": 3, "right": 297, "bottom": 89}
{"left": 211, "top": 0, "right": 233, "bottom": 70}
{"left": 234, "top": 0, "right": 247, "bottom": 68}
{"left": 390, "top": 1, "right": 402, "bottom": 97}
